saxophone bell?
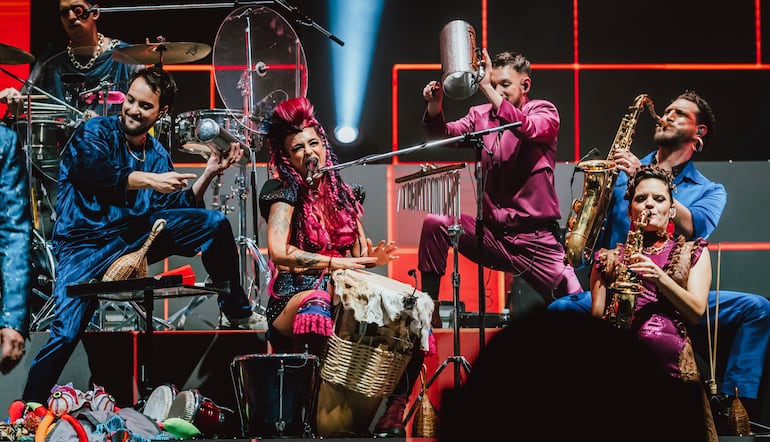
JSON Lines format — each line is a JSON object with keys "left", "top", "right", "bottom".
{"left": 564, "top": 94, "right": 658, "bottom": 269}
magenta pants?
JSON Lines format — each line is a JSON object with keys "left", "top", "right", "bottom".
{"left": 418, "top": 214, "right": 583, "bottom": 303}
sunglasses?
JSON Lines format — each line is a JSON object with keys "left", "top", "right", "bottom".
{"left": 59, "top": 5, "right": 96, "bottom": 20}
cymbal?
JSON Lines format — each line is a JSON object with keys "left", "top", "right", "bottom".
{"left": 0, "top": 42, "right": 35, "bottom": 65}
{"left": 111, "top": 42, "right": 211, "bottom": 65}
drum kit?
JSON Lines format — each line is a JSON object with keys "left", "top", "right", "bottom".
{"left": 0, "top": 3, "right": 309, "bottom": 331}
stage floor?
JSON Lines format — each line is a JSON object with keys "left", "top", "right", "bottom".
{"left": 3, "top": 329, "right": 770, "bottom": 440}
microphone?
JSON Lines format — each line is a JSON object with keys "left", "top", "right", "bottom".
{"left": 79, "top": 81, "right": 114, "bottom": 97}
{"left": 196, "top": 118, "right": 250, "bottom": 155}
{"left": 408, "top": 268, "right": 419, "bottom": 287}
{"left": 579, "top": 148, "right": 601, "bottom": 163}
{"left": 570, "top": 148, "right": 601, "bottom": 186}
{"left": 305, "top": 157, "right": 318, "bottom": 185}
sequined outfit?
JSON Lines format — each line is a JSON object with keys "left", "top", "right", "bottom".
{"left": 259, "top": 178, "right": 360, "bottom": 347}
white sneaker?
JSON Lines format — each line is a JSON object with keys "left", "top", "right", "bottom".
{"left": 219, "top": 311, "right": 268, "bottom": 330}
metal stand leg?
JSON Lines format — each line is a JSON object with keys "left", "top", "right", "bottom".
{"left": 404, "top": 223, "right": 471, "bottom": 425}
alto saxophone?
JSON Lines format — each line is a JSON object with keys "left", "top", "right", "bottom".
{"left": 603, "top": 209, "right": 650, "bottom": 329}
{"left": 564, "top": 94, "right": 660, "bottom": 269}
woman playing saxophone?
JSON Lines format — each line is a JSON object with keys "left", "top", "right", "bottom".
{"left": 590, "top": 165, "right": 717, "bottom": 440}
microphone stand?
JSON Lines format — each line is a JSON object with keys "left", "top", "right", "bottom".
{"left": 466, "top": 132, "right": 487, "bottom": 349}
{"left": 246, "top": 148, "right": 271, "bottom": 313}
{"left": 323, "top": 122, "right": 520, "bottom": 392}
{"left": 319, "top": 122, "right": 522, "bottom": 175}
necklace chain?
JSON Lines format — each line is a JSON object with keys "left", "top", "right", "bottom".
{"left": 67, "top": 33, "right": 104, "bottom": 70}
{"left": 643, "top": 239, "right": 669, "bottom": 255}
{"left": 126, "top": 139, "right": 146, "bottom": 163}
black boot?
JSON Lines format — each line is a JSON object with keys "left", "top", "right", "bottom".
{"left": 374, "top": 351, "right": 425, "bottom": 437}
{"left": 421, "top": 272, "right": 443, "bottom": 329}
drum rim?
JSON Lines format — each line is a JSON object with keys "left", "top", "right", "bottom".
{"left": 232, "top": 352, "right": 319, "bottom": 361}
{"left": 176, "top": 108, "right": 245, "bottom": 118}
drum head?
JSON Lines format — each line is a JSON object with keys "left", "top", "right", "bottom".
{"left": 213, "top": 6, "right": 308, "bottom": 142}
{"left": 167, "top": 389, "right": 200, "bottom": 424}
{"left": 143, "top": 384, "right": 178, "bottom": 422}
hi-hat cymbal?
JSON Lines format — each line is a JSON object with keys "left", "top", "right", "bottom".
{"left": 112, "top": 42, "right": 211, "bottom": 65}
{"left": 0, "top": 42, "right": 35, "bottom": 65}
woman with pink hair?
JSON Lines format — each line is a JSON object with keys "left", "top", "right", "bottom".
{"left": 260, "top": 97, "right": 419, "bottom": 437}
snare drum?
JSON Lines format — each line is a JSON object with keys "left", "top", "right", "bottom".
{"left": 167, "top": 389, "right": 227, "bottom": 437}
{"left": 174, "top": 109, "right": 254, "bottom": 156}
{"left": 230, "top": 353, "right": 319, "bottom": 438}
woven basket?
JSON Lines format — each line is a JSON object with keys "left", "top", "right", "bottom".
{"left": 412, "top": 364, "right": 438, "bottom": 437}
{"left": 728, "top": 388, "right": 751, "bottom": 436}
{"left": 320, "top": 332, "right": 411, "bottom": 398}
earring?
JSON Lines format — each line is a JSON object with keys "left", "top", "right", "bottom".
{"left": 693, "top": 136, "right": 704, "bottom": 152}
{"left": 666, "top": 220, "right": 675, "bottom": 238}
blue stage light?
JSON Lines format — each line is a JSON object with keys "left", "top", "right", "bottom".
{"left": 334, "top": 125, "right": 359, "bottom": 144}
{"left": 329, "top": 0, "right": 384, "bottom": 146}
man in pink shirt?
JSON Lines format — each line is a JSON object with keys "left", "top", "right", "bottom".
{"left": 418, "top": 49, "right": 583, "bottom": 307}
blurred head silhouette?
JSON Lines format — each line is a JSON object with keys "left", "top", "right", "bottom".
{"left": 439, "top": 309, "right": 710, "bottom": 441}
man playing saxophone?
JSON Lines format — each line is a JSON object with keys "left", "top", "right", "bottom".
{"left": 551, "top": 90, "right": 770, "bottom": 421}
{"left": 590, "top": 165, "right": 717, "bottom": 441}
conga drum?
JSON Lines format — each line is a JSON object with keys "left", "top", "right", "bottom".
{"left": 230, "top": 353, "right": 320, "bottom": 438}
{"left": 315, "top": 269, "right": 434, "bottom": 437}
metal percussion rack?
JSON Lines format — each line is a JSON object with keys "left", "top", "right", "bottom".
{"left": 396, "top": 163, "right": 472, "bottom": 425}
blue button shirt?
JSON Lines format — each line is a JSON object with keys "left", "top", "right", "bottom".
{"left": 600, "top": 151, "right": 727, "bottom": 250}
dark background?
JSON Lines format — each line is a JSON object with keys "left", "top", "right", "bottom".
{"left": 28, "top": 0, "right": 770, "bottom": 164}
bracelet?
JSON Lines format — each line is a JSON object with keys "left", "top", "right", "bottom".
{"left": 328, "top": 257, "right": 333, "bottom": 271}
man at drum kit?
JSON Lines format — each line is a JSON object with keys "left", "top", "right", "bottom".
{"left": 260, "top": 97, "right": 428, "bottom": 438}
{"left": 2, "top": 0, "right": 142, "bottom": 243}
{"left": 5, "top": 0, "right": 141, "bottom": 118}
{"left": 417, "top": 49, "right": 583, "bottom": 309}
{"left": 549, "top": 90, "right": 770, "bottom": 420}
{"left": 0, "top": 120, "right": 32, "bottom": 375}
{"left": 20, "top": 66, "right": 265, "bottom": 404}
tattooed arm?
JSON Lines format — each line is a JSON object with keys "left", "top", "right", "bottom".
{"left": 266, "top": 200, "right": 376, "bottom": 271}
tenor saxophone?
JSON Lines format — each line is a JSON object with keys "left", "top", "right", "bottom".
{"left": 603, "top": 209, "right": 650, "bottom": 329}
{"left": 564, "top": 94, "right": 660, "bottom": 269}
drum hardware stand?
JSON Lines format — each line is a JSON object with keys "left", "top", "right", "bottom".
{"left": 166, "top": 294, "right": 217, "bottom": 329}
{"left": 403, "top": 222, "right": 472, "bottom": 428}
{"left": 30, "top": 288, "right": 55, "bottom": 332}
{"left": 94, "top": 2, "right": 344, "bottom": 46}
